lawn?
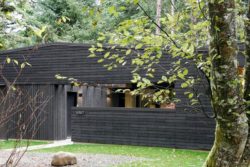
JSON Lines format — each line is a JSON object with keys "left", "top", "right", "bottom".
{"left": 37, "top": 143, "right": 208, "bottom": 167}
{"left": 0, "top": 139, "right": 49, "bottom": 149}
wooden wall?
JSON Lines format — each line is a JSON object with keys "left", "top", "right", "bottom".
{"left": 0, "top": 85, "right": 55, "bottom": 140}
{"left": 0, "top": 84, "right": 79, "bottom": 140}
{"left": 71, "top": 107, "right": 215, "bottom": 150}
{"left": 0, "top": 43, "right": 214, "bottom": 141}
{"left": 81, "top": 86, "right": 107, "bottom": 107}
{"left": 0, "top": 43, "right": 208, "bottom": 85}
{"left": 0, "top": 42, "right": 213, "bottom": 116}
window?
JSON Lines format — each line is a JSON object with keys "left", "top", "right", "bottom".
{"left": 107, "top": 82, "right": 175, "bottom": 109}
{"left": 107, "top": 88, "right": 125, "bottom": 107}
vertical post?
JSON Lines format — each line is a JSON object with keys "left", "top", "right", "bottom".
{"left": 125, "top": 92, "right": 136, "bottom": 108}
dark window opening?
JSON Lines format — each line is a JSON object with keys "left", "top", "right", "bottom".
{"left": 107, "top": 82, "right": 175, "bottom": 109}
{"left": 110, "top": 90, "right": 125, "bottom": 107}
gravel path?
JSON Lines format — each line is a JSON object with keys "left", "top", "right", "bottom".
{"left": 0, "top": 151, "right": 146, "bottom": 167}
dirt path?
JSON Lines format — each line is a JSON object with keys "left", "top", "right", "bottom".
{"left": 0, "top": 151, "right": 145, "bottom": 167}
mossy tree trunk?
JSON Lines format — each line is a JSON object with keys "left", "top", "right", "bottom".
{"left": 203, "top": 0, "right": 249, "bottom": 166}
{"left": 238, "top": 1, "right": 250, "bottom": 167}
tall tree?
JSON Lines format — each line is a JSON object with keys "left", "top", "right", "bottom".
{"left": 239, "top": 1, "right": 250, "bottom": 166}
{"left": 203, "top": 0, "right": 249, "bottom": 166}
{"left": 156, "top": 0, "right": 162, "bottom": 35}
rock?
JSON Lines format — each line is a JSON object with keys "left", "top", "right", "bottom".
{"left": 51, "top": 152, "right": 77, "bottom": 166}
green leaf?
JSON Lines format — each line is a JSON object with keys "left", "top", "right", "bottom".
{"left": 13, "top": 59, "right": 18, "bottom": 65}
{"left": 6, "top": 57, "right": 11, "bottom": 64}
{"left": 161, "top": 76, "right": 168, "bottom": 82}
{"left": 133, "top": 0, "right": 139, "bottom": 4}
{"left": 89, "top": 48, "right": 96, "bottom": 52}
{"left": 21, "top": 63, "right": 25, "bottom": 69}
{"left": 98, "top": 59, "right": 104, "bottom": 63}
{"left": 97, "top": 43, "right": 102, "bottom": 48}
{"left": 96, "top": 48, "right": 104, "bottom": 52}
{"left": 178, "top": 72, "right": 185, "bottom": 80}
{"left": 181, "top": 82, "right": 188, "bottom": 88}
{"left": 115, "top": 89, "right": 122, "bottom": 93}
{"left": 55, "top": 74, "right": 67, "bottom": 80}
{"left": 11, "top": 86, "right": 16, "bottom": 91}
{"left": 122, "top": 61, "right": 127, "bottom": 66}
{"left": 108, "top": 6, "right": 118, "bottom": 17}
{"left": 147, "top": 73, "right": 154, "bottom": 78}
{"left": 88, "top": 54, "right": 96, "bottom": 58}
{"left": 32, "top": 26, "right": 47, "bottom": 38}
{"left": 126, "top": 49, "right": 132, "bottom": 55}
{"left": 188, "top": 93, "right": 194, "bottom": 99}
{"left": 25, "top": 62, "right": 32, "bottom": 67}
{"left": 97, "top": 36, "right": 105, "bottom": 41}
{"left": 191, "top": 99, "right": 199, "bottom": 105}
{"left": 188, "top": 44, "right": 195, "bottom": 53}
{"left": 104, "top": 52, "right": 110, "bottom": 58}
{"left": 119, "top": 6, "right": 127, "bottom": 11}
{"left": 107, "top": 66, "right": 113, "bottom": 71}
{"left": 108, "top": 6, "right": 116, "bottom": 14}
{"left": 135, "top": 43, "right": 143, "bottom": 49}
{"left": 183, "top": 69, "right": 188, "bottom": 75}
{"left": 62, "top": 16, "right": 66, "bottom": 22}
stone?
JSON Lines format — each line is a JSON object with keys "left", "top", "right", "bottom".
{"left": 51, "top": 152, "right": 77, "bottom": 166}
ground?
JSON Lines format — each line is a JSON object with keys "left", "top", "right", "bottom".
{"left": 0, "top": 151, "right": 144, "bottom": 167}
{"left": 37, "top": 143, "right": 208, "bottom": 167}
{"left": 0, "top": 142, "right": 208, "bottom": 167}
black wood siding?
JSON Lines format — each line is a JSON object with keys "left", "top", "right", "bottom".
{"left": 71, "top": 107, "right": 215, "bottom": 150}
{"left": 0, "top": 43, "right": 213, "bottom": 112}
{"left": 0, "top": 84, "right": 78, "bottom": 140}
{"left": 0, "top": 43, "right": 206, "bottom": 85}
{"left": 0, "top": 43, "right": 213, "bottom": 141}
{"left": 0, "top": 85, "right": 55, "bottom": 140}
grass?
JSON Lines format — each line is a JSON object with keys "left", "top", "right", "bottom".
{"left": 36, "top": 143, "right": 208, "bottom": 167}
{"left": 0, "top": 139, "right": 50, "bottom": 149}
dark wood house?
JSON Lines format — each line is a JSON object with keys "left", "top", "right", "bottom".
{"left": 0, "top": 43, "right": 216, "bottom": 149}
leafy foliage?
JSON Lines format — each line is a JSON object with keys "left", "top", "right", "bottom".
{"left": 24, "top": 0, "right": 145, "bottom": 43}
{"left": 91, "top": 0, "right": 212, "bottom": 107}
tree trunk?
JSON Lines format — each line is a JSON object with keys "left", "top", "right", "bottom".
{"left": 156, "top": 0, "right": 162, "bottom": 35}
{"left": 170, "top": 0, "right": 174, "bottom": 35}
{"left": 203, "top": 1, "right": 249, "bottom": 166}
{"left": 238, "top": 1, "right": 250, "bottom": 167}
{"left": 95, "top": 0, "right": 101, "bottom": 6}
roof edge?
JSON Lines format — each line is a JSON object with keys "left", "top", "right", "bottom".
{"left": 0, "top": 42, "right": 94, "bottom": 55}
{"left": 0, "top": 42, "right": 245, "bottom": 55}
